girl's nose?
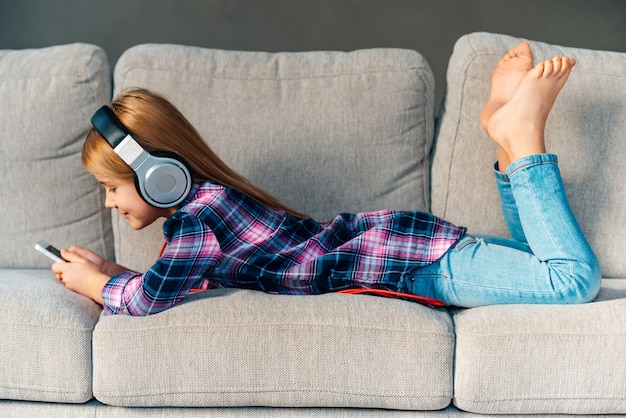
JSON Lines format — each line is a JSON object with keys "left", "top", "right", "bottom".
{"left": 104, "top": 194, "right": 116, "bottom": 209}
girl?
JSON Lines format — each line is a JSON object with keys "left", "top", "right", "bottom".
{"left": 53, "top": 43, "right": 601, "bottom": 316}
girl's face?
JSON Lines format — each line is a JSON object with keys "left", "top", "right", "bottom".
{"left": 97, "top": 176, "right": 177, "bottom": 230}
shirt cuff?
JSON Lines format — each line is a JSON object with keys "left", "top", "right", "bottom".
{"left": 101, "top": 271, "right": 142, "bottom": 315}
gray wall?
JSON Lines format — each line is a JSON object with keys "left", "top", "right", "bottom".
{"left": 1, "top": 0, "right": 624, "bottom": 108}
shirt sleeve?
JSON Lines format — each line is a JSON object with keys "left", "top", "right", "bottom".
{"left": 101, "top": 212, "right": 222, "bottom": 316}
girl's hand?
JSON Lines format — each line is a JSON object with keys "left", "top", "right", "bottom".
{"left": 51, "top": 248, "right": 112, "bottom": 305}
{"left": 63, "top": 245, "right": 129, "bottom": 277}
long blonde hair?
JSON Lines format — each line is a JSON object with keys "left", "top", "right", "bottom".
{"left": 82, "top": 88, "right": 307, "bottom": 218}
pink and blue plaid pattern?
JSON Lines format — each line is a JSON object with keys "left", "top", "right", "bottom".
{"left": 103, "top": 182, "right": 466, "bottom": 315}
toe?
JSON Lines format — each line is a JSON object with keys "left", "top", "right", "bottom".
{"left": 541, "top": 59, "right": 553, "bottom": 76}
{"left": 551, "top": 57, "right": 563, "bottom": 74}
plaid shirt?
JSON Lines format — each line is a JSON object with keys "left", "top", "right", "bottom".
{"left": 103, "top": 182, "right": 466, "bottom": 315}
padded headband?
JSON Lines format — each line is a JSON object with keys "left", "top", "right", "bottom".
{"left": 91, "top": 106, "right": 128, "bottom": 148}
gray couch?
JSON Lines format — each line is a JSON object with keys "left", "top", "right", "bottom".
{"left": 1, "top": 32, "right": 625, "bottom": 417}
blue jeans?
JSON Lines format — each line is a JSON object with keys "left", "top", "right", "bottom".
{"left": 407, "top": 154, "right": 601, "bottom": 307}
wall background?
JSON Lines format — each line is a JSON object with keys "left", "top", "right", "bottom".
{"left": 1, "top": 0, "right": 624, "bottom": 108}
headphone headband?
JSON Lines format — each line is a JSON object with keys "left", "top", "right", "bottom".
{"left": 91, "top": 106, "right": 128, "bottom": 148}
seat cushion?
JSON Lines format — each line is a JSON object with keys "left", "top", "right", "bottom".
{"left": 0, "top": 43, "right": 114, "bottom": 268}
{"left": 431, "top": 32, "right": 626, "bottom": 278}
{"left": 453, "top": 279, "right": 626, "bottom": 414}
{"left": 0, "top": 270, "right": 101, "bottom": 403}
{"left": 93, "top": 290, "right": 454, "bottom": 410}
{"left": 111, "top": 44, "right": 436, "bottom": 271}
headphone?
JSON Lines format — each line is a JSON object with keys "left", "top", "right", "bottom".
{"left": 90, "top": 106, "right": 192, "bottom": 208}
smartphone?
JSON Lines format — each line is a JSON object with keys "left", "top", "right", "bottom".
{"left": 35, "top": 240, "right": 67, "bottom": 263}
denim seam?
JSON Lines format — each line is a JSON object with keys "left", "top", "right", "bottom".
{"left": 506, "top": 154, "right": 558, "bottom": 178}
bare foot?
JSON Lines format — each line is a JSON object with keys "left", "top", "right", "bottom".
{"left": 485, "top": 56, "right": 576, "bottom": 163}
{"left": 480, "top": 42, "right": 534, "bottom": 171}
{"left": 479, "top": 42, "right": 534, "bottom": 132}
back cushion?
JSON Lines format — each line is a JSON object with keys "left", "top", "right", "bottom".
{"left": 432, "top": 32, "right": 626, "bottom": 278}
{"left": 112, "top": 45, "right": 436, "bottom": 271}
{"left": 0, "top": 44, "right": 114, "bottom": 268}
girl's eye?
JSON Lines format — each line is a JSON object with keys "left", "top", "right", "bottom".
{"left": 107, "top": 187, "right": 116, "bottom": 193}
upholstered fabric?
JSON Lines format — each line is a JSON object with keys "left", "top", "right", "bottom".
{"left": 453, "top": 280, "right": 626, "bottom": 414}
{"left": 0, "top": 270, "right": 101, "bottom": 403}
{"left": 0, "top": 399, "right": 100, "bottom": 418}
{"left": 111, "top": 44, "right": 436, "bottom": 271}
{"left": 0, "top": 43, "right": 114, "bottom": 269}
{"left": 431, "top": 31, "right": 626, "bottom": 279}
{"left": 93, "top": 290, "right": 454, "bottom": 410}
{"left": 0, "top": 43, "right": 110, "bottom": 404}
{"left": 0, "top": 400, "right": 468, "bottom": 417}
{"left": 0, "top": 400, "right": 623, "bottom": 417}
{"left": 435, "top": 32, "right": 626, "bottom": 415}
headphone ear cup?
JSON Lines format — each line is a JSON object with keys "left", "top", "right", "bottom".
{"left": 152, "top": 151, "right": 190, "bottom": 170}
{"left": 133, "top": 173, "right": 143, "bottom": 201}
{"left": 136, "top": 151, "right": 192, "bottom": 208}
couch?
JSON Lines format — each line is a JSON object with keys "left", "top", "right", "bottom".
{"left": 1, "top": 32, "right": 625, "bottom": 417}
